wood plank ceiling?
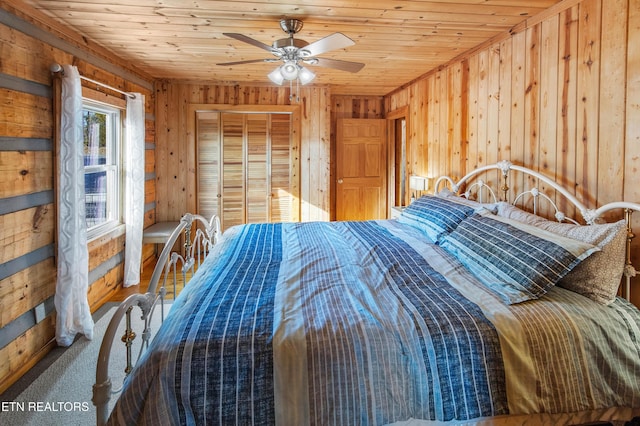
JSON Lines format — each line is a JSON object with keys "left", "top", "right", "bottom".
{"left": 20, "top": 0, "right": 564, "bottom": 96}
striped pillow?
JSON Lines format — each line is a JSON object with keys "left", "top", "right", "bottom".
{"left": 439, "top": 212, "right": 600, "bottom": 304}
{"left": 496, "top": 202, "right": 627, "bottom": 304}
{"left": 397, "top": 195, "right": 477, "bottom": 242}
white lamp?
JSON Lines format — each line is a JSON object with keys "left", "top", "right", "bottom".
{"left": 280, "top": 61, "right": 299, "bottom": 80}
{"left": 298, "top": 66, "right": 316, "bottom": 85}
{"left": 267, "top": 67, "right": 285, "bottom": 85}
{"left": 268, "top": 62, "right": 316, "bottom": 86}
{"left": 409, "top": 175, "right": 430, "bottom": 203}
{"left": 409, "top": 175, "right": 427, "bottom": 192}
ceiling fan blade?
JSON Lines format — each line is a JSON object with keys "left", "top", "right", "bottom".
{"left": 300, "top": 33, "right": 355, "bottom": 57}
{"left": 223, "top": 33, "right": 276, "bottom": 53}
{"left": 217, "top": 58, "right": 279, "bottom": 66}
{"left": 310, "top": 57, "right": 365, "bottom": 73}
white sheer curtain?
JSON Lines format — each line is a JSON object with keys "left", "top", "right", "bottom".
{"left": 124, "top": 94, "right": 145, "bottom": 286}
{"left": 54, "top": 64, "right": 94, "bottom": 347}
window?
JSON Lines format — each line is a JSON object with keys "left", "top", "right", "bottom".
{"left": 82, "top": 100, "right": 123, "bottom": 238}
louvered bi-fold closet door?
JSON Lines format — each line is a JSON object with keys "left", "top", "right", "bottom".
{"left": 196, "top": 111, "right": 220, "bottom": 223}
{"left": 246, "top": 114, "right": 269, "bottom": 223}
{"left": 221, "top": 113, "right": 245, "bottom": 228}
{"left": 270, "top": 114, "right": 292, "bottom": 222}
{"left": 196, "top": 111, "right": 293, "bottom": 231}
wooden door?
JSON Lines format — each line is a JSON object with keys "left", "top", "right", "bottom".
{"left": 336, "top": 118, "right": 387, "bottom": 221}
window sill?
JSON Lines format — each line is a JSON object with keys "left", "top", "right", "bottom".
{"left": 87, "top": 223, "right": 126, "bottom": 246}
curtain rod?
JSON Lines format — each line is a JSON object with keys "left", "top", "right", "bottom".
{"left": 50, "top": 63, "right": 136, "bottom": 99}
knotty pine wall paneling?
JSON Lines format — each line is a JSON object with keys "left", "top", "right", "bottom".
{"left": 384, "top": 0, "right": 640, "bottom": 306}
{"left": 626, "top": 0, "right": 640, "bottom": 305}
{"left": 156, "top": 88, "right": 386, "bottom": 223}
{"left": 155, "top": 82, "right": 328, "bottom": 223}
{"left": 598, "top": 0, "right": 628, "bottom": 212}
{"left": 0, "top": 3, "right": 155, "bottom": 392}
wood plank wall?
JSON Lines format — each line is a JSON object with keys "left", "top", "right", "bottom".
{"left": 385, "top": 0, "right": 640, "bottom": 306}
{"left": 155, "top": 87, "right": 385, "bottom": 222}
{"left": 0, "top": 2, "right": 155, "bottom": 392}
{"left": 155, "top": 82, "right": 337, "bottom": 223}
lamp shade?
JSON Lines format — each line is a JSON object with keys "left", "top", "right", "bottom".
{"left": 409, "top": 175, "right": 429, "bottom": 191}
{"left": 268, "top": 67, "right": 285, "bottom": 85}
{"left": 298, "top": 66, "right": 316, "bottom": 85}
{"left": 268, "top": 62, "right": 316, "bottom": 87}
{"left": 280, "top": 62, "right": 299, "bottom": 80}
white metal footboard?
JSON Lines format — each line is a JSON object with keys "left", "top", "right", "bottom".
{"left": 93, "top": 213, "right": 219, "bottom": 426}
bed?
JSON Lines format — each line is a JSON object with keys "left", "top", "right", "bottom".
{"left": 93, "top": 161, "right": 640, "bottom": 425}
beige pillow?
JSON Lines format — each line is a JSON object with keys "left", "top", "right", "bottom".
{"left": 496, "top": 202, "right": 627, "bottom": 304}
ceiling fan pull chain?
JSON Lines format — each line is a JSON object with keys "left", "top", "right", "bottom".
{"left": 289, "top": 79, "right": 293, "bottom": 102}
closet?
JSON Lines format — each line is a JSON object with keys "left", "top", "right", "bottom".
{"left": 194, "top": 106, "right": 300, "bottom": 230}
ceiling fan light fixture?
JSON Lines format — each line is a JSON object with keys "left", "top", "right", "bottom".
{"left": 298, "top": 66, "right": 316, "bottom": 85}
{"left": 280, "top": 62, "right": 299, "bottom": 80}
{"left": 268, "top": 67, "right": 285, "bottom": 85}
{"left": 219, "top": 19, "right": 365, "bottom": 88}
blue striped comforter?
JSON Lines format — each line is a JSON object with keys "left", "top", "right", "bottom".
{"left": 108, "top": 220, "right": 640, "bottom": 425}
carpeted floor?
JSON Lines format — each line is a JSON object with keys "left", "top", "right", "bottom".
{"left": 0, "top": 301, "right": 168, "bottom": 426}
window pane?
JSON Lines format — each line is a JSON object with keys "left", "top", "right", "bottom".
{"left": 85, "top": 171, "right": 108, "bottom": 228}
{"left": 82, "top": 101, "right": 121, "bottom": 238}
{"left": 83, "top": 110, "right": 107, "bottom": 166}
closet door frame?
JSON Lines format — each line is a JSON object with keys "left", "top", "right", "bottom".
{"left": 187, "top": 104, "right": 301, "bottom": 224}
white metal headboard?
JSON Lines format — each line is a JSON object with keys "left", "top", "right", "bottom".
{"left": 435, "top": 160, "right": 639, "bottom": 301}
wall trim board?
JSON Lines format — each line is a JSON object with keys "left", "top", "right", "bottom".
{"left": 144, "top": 202, "right": 156, "bottom": 214}
{"left": 0, "top": 7, "right": 152, "bottom": 91}
{"left": 88, "top": 251, "right": 123, "bottom": 284}
{"left": 0, "top": 191, "right": 53, "bottom": 216}
{"left": 0, "top": 72, "right": 51, "bottom": 97}
{"left": 0, "top": 137, "right": 52, "bottom": 151}
{"left": 0, "top": 296, "right": 54, "bottom": 350}
{"left": 0, "top": 244, "right": 53, "bottom": 281}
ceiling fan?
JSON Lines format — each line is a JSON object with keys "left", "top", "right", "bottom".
{"left": 217, "top": 19, "right": 365, "bottom": 85}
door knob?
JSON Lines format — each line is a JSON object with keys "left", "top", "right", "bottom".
{"left": 337, "top": 178, "right": 343, "bottom": 184}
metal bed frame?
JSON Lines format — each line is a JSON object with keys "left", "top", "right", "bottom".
{"left": 92, "top": 213, "right": 220, "bottom": 425}
{"left": 93, "top": 160, "right": 639, "bottom": 425}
